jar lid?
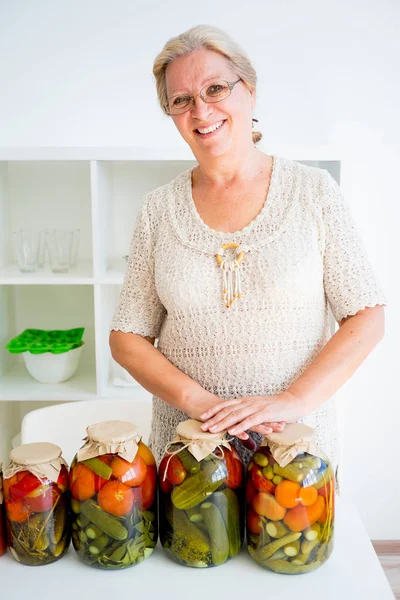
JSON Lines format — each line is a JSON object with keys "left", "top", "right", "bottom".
{"left": 266, "top": 423, "right": 315, "bottom": 446}
{"left": 10, "top": 442, "right": 62, "bottom": 466}
{"left": 176, "top": 419, "right": 227, "bottom": 442}
{"left": 86, "top": 420, "right": 138, "bottom": 445}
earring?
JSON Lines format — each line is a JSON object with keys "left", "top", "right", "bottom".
{"left": 252, "top": 118, "right": 259, "bottom": 128}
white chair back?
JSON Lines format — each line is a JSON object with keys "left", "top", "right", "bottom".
{"left": 20, "top": 399, "right": 152, "bottom": 465}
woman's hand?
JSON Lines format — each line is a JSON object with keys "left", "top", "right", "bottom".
{"left": 187, "top": 393, "right": 251, "bottom": 441}
{"left": 199, "top": 392, "right": 308, "bottom": 436}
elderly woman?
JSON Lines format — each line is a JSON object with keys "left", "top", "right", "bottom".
{"left": 109, "top": 25, "right": 386, "bottom": 490}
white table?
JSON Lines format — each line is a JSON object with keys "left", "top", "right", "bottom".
{"left": 0, "top": 498, "right": 394, "bottom": 600}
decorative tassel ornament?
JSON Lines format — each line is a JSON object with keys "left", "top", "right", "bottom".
{"left": 216, "top": 243, "right": 249, "bottom": 308}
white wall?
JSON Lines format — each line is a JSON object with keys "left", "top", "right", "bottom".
{"left": 0, "top": 0, "right": 399, "bottom": 539}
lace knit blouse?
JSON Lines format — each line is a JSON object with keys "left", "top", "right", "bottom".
{"left": 110, "top": 156, "right": 386, "bottom": 488}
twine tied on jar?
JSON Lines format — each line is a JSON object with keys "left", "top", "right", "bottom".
{"left": 162, "top": 419, "right": 232, "bottom": 481}
{"left": 261, "top": 423, "right": 325, "bottom": 467}
{"left": 4, "top": 442, "right": 67, "bottom": 483}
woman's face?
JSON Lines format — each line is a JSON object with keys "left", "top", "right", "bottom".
{"left": 165, "top": 48, "right": 255, "bottom": 159}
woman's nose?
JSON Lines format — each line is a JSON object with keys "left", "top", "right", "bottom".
{"left": 190, "top": 95, "right": 214, "bottom": 120}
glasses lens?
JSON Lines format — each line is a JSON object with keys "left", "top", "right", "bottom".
{"left": 202, "top": 81, "right": 231, "bottom": 103}
{"left": 168, "top": 94, "right": 192, "bottom": 114}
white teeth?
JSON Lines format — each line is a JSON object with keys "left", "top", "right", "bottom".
{"left": 197, "top": 120, "right": 224, "bottom": 135}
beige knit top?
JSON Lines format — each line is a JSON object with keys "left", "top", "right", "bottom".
{"left": 110, "top": 156, "right": 386, "bottom": 487}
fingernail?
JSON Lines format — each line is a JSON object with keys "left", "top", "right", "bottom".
{"left": 200, "top": 413, "right": 206, "bottom": 419}
{"left": 209, "top": 426, "right": 217, "bottom": 432}
{"left": 230, "top": 428, "right": 237, "bottom": 434}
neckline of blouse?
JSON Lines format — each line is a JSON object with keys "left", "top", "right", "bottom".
{"left": 186, "top": 155, "right": 280, "bottom": 239}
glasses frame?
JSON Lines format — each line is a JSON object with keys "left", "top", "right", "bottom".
{"left": 165, "top": 78, "right": 242, "bottom": 115}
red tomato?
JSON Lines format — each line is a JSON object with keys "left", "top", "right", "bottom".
{"left": 25, "top": 483, "right": 61, "bottom": 513}
{"left": 8, "top": 472, "right": 42, "bottom": 499}
{"left": 98, "top": 481, "right": 134, "bottom": 517}
{"left": 166, "top": 456, "right": 187, "bottom": 485}
{"left": 158, "top": 457, "right": 172, "bottom": 494}
{"left": 251, "top": 467, "right": 276, "bottom": 494}
{"left": 247, "top": 507, "right": 263, "bottom": 535}
{"left": 57, "top": 466, "right": 69, "bottom": 493}
{"left": 140, "top": 466, "right": 157, "bottom": 510}
{"left": 246, "top": 479, "right": 257, "bottom": 504}
{"left": 224, "top": 448, "right": 243, "bottom": 489}
{"left": 111, "top": 455, "right": 148, "bottom": 487}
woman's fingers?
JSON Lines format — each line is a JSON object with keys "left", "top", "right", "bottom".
{"left": 228, "top": 411, "right": 276, "bottom": 435}
{"left": 234, "top": 431, "right": 249, "bottom": 441}
{"left": 204, "top": 404, "right": 263, "bottom": 433}
{"left": 200, "top": 398, "right": 242, "bottom": 423}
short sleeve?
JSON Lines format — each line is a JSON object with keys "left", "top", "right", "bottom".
{"left": 109, "top": 197, "right": 166, "bottom": 337}
{"left": 320, "top": 170, "right": 387, "bottom": 323}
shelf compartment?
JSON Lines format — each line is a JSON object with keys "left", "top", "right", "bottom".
{"left": 0, "top": 284, "right": 97, "bottom": 400}
{"left": 0, "top": 161, "right": 93, "bottom": 276}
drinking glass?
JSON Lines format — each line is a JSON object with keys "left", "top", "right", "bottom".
{"left": 46, "top": 230, "right": 73, "bottom": 273}
{"left": 13, "top": 230, "right": 40, "bottom": 272}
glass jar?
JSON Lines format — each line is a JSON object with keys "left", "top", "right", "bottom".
{"left": 246, "top": 424, "right": 334, "bottom": 574}
{"left": 0, "top": 464, "right": 7, "bottom": 557}
{"left": 70, "top": 420, "right": 157, "bottom": 569}
{"left": 3, "top": 442, "right": 70, "bottom": 565}
{"left": 159, "top": 419, "right": 245, "bottom": 568}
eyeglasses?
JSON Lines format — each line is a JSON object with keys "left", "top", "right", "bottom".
{"left": 165, "top": 78, "right": 242, "bottom": 115}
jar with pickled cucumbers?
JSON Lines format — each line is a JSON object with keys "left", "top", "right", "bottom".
{"left": 3, "top": 442, "right": 70, "bottom": 565}
{"left": 246, "top": 423, "right": 334, "bottom": 574}
{"left": 159, "top": 419, "right": 245, "bottom": 568}
{"left": 70, "top": 420, "right": 157, "bottom": 569}
{"left": 0, "top": 464, "right": 7, "bottom": 557}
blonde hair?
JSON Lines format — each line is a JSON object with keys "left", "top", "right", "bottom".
{"left": 153, "top": 25, "right": 262, "bottom": 144}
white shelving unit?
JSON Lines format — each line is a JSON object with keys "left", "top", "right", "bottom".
{"left": 0, "top": 147, "right": 341, "bottom": 460}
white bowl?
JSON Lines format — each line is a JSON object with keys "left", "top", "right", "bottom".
{"left": 22, "top": 345, "right": 83, "bottom": 383}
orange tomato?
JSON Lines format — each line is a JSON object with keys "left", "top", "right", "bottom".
{"left": 247, "top": 507, "right": 262, "bottom": 535}
{"left": 275, "top": 480, "right": 301, "bottom": 509}
{"left": 137, "top": 441, "right": 156, "bottom": 467}
{"left": 297, "top": 485, "right": 318, "bottom": 507}
{"left": 70, "top": 464, "right": 96, "bottom": 501}
{"left": 284, "top": 495, "right": 325, "bottom": 532}
{"left": 6, "top": 499, "right": 30, "bottom": 523}
{"left": 98, "top": 481, "right": 135, "bottom": 517}
{"left": 140, "top": 466, "right": 157, "bottom": 510}
{"left": 111, "top": 455, "right": 148, "bottom": 487}
{"left": 166, "top": 456, "right": 187, "bottom": 485}
{"left": 224, "top": 447, "right": 243, "bottom": 489}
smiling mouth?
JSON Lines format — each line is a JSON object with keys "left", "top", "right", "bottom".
{"left": 194, "top": 120, "right": 226, "bottom": 136}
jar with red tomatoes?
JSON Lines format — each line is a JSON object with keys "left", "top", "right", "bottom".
{"left": 70, "top": 420, "right": 157, "bottom": 569}
{"left": 3, "top": 442, "right": 70, "bottom": 565}
{"left": 246, "top": 423, "right": 335, "bottom": 574}
{"left": 159, "top": 419, "right": 244, "bottom": 568}
{"left": 0, "top": 464, "right": 7, "bottom": 557}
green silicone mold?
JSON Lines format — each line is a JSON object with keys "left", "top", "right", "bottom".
{"left": 6, "top": 327, "right": 85, "bottom": 355}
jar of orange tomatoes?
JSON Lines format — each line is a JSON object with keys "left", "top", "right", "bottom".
{"left": 70, "top": 420, "right": 157, "bottom": 569}
{"left": 0, "top": 463, "right": 7, "bottom": 557}
{"left": 246, "top": 423, "right": 334, "bottom": 574}
{"left": 3, "top": 442, "right": 70, "bottom": 565}
{"left": 159, "top": 419, "right": 244, "bottom": 568}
